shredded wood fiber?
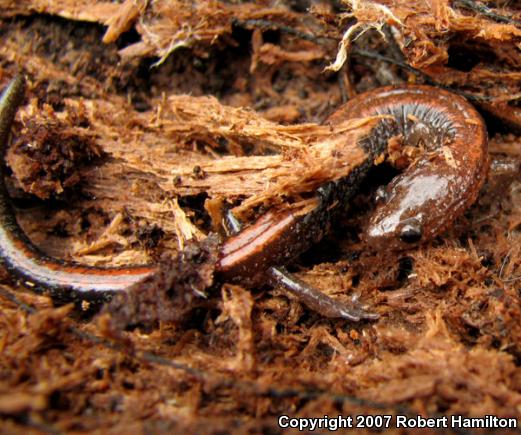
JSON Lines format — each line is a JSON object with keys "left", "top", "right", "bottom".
{"left": 1, "top": 0, "right": 521, "bottom": 433}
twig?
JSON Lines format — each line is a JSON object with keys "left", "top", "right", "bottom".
{"left": 232, "top": 18, "right": 332, "bottom": 45}
{"left": 454, "top": 0, "right": 521, "bottom": 27}
{"left": 233, "top": 17, "right": 496, "bottom": 103}
{"left": 352, "top": 49, "right": 493, "bottom": 102}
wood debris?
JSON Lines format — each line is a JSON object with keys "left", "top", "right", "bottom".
{"left": 1, "top": 0, "right": 521, "bottom": 432}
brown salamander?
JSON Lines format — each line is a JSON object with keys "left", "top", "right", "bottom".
{"left": 217, "top": 85, "right": 488, "bottom": 273}
{"left": 0, "top": 75, "right": 488, "bottom": 319}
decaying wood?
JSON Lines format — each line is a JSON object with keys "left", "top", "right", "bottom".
{"left": 1, "top": 0, "right": 521, "bottom": 432}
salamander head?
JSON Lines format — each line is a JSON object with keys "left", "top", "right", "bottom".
{"left": 363, "top": 161, "right": 458, "bottom": 250}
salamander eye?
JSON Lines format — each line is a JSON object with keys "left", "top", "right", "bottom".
{"left": 399, "top": 222, "right": 422, "bottom": 244}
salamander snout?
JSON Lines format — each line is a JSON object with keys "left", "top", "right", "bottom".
{"left": 363, "top": 161, "right": 454, "bottom": 250}
{"left": 364, "top": 211, "right": 425, "bottom": 250}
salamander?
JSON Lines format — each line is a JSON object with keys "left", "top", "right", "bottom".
{"left": 0, "top": 75, "right": 488, "bottom": 319}
{"left": 216, "top": 85, "right": 488, "bottom": 273}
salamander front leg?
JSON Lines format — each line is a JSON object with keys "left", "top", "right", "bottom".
{"left": 222, "top": 210, "right": 379, "bottom": 321}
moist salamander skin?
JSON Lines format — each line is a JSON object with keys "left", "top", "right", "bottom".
{"left": 0, "top": 77, "right": 488, "bottom": 313}
{"left": 328, "top": 85, "right": 488, "bottom": 250}
{"left": 0, "top": 75, "right": 159, "bottom": 304}
{"left": 218, "top": 85, "right": 488, "bottom": 280}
